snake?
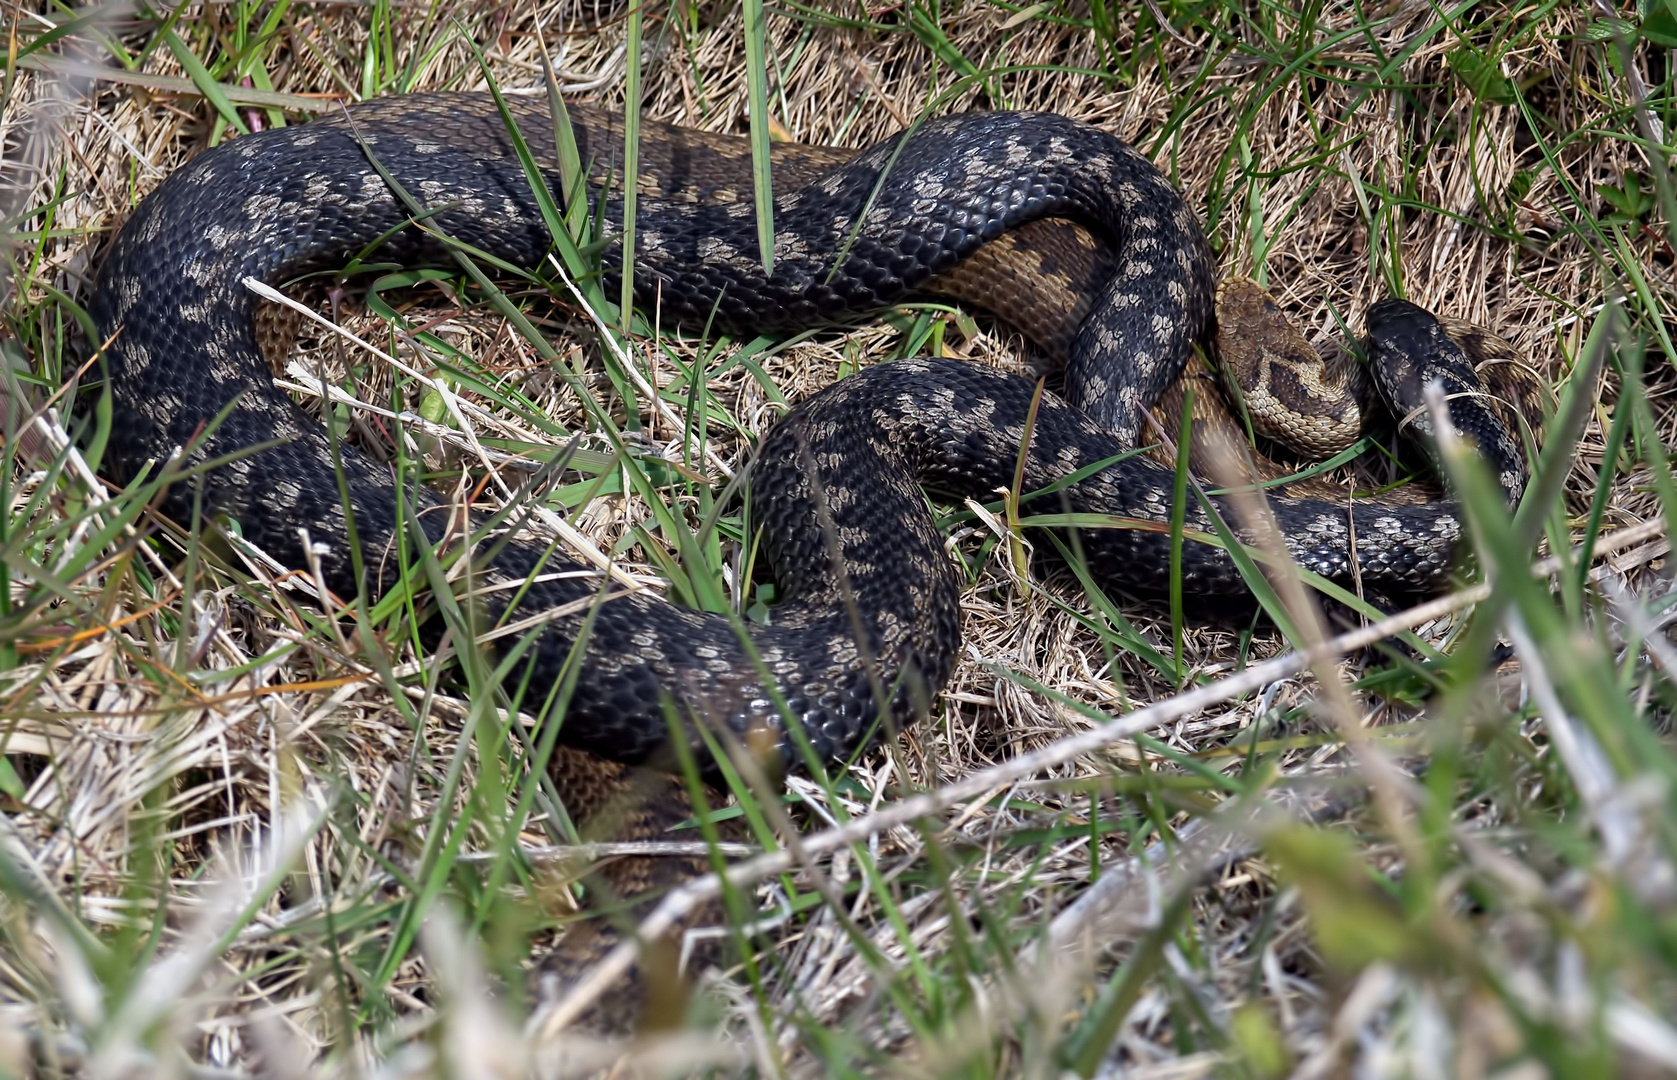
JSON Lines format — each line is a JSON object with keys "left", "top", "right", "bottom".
{"left": 87, "top": 93, "right": 1531, "bottom": 1014}
{"left": 89, "top": 91, "right": 1529, "bottom": 764}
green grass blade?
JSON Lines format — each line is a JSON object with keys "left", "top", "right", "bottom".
{"left": 743, "top": 0, "right": 776, "bottom": 276}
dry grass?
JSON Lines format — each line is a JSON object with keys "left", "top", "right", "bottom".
{"left": 3, "top": 0, "right": 1677, "bottom": 1076}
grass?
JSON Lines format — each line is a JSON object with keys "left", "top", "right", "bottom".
{"left": 4, "top": 0, "right": 1677, "bottom": 1076}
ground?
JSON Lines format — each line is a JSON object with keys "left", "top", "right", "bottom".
{"left": 3, "top": 0, "right": 1677, "bottom": 1077}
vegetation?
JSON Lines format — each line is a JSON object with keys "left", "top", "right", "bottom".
{"left": 2, "top": 0, "right": 1676, "bottom": 1075}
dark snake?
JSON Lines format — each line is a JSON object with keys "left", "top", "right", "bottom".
{"left": 89, "top": 93, "right": 1525, "bottom": 783}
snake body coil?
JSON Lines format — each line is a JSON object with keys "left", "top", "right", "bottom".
{"left": 91, "top": 95, "right": 1501, "bottom": 768}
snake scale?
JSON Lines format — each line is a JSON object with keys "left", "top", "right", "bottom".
{"left": 91, "top": 95, "right": 1525, "bottom": 804}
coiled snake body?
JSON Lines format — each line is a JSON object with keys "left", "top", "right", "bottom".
{"left": 91, "top": 94, "right": 1519, "bottom": 776}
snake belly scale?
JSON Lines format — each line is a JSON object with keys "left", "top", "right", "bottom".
{"left": 91, "top": 94, "right": 1484, "bottom": 771}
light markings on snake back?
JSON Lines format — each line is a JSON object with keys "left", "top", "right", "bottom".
{"left": 243, "top": 193, "right": 283, "bottom": 219}
{"left": 873, "top": 610, "right": 905, "bottom": 646}
{"left": 357, "top": 172, "right": 393, "bottom": 202}
{"left": 823, "top": 486, "right": 856, "bottom": 512}
{"left": 1113, "top": 385, "right": 1142, "bottom": 426}
{"left": 911, "top": 172, "right": 946, "bottom": 199}
{"left": 870, "top": 407, "right": 904, "bottom": 432}
{"left": 838, "top": 526, "right": 871, "bottom": 547}
{"left": 774, "top": 232, "right": 810, "bottom": 260}
{"left": 270, "top": 412, "right": 308, "bottom": 441}
{"left": 185, "top": 163, "right": 222, "bottom": 187}
{"left": 179, "top": 299, "right": 216, "bottom": 324}
{"left": 825, "top": 640, "right": 860, "bottom": 666}
{"left": 199, "top": 223, "right": 238, "bottom": 251}
{"left": 963, "top": 396, "right": 998, "bottom": 425}
{"left": 292, "top": 175, "right": 334, "bottom": 207}
{"left": 122, "top": 341, "right": 153, "bottom": 373}
{"left": 130, "top": 210, "right": 166, "bottom": 247}
{"left": 182, "top": 261, "right": 219, "bottom": 287}
{"left": 696, "top": 236, "right": 741, "bottom": 264}
{"left": 114, "top": 275, "right": 143, "bottom": 311}
{"left": 146, "top": 390, "right": 186, "bottom": 420}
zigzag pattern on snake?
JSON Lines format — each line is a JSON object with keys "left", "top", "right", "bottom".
{"left": 89, "top": 93, "right": 1521, "bottom": 772}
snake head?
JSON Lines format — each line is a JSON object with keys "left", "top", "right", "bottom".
{"left": 1213, "top": 276, "right": 1364, "bottom": 456}
{"left": 1365, "top": 297, "right": 1530, "bottom": 505}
